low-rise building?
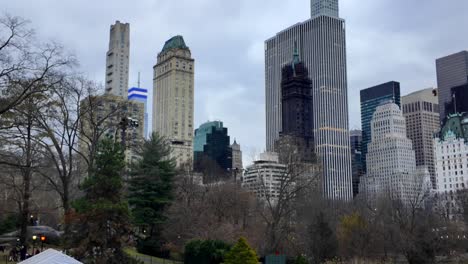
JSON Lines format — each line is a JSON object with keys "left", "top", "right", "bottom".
{"left": 242, "top": 152, "right": 287, "bottom": 203}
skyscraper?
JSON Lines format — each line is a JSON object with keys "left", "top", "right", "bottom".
{"left": 128, "top": 87, "right": 148, "bottom": 138}
{"left": 359, "top": 102, "right": 431, "bottom": 207}
{"left": 436, "top": 51, "right": 468, "bottom": 122}
{"left": 265, "top": 0, "right": 353, "bottom": 200}
{"left": 153, "top": 36, "right": 194, "bottom": 167}
{"left": 275, "top": 44, "right": 314, "bottom": 163}
{"left": 360, "top": 81, "right": 400, "bottom": 173}
{"left": 402, "top": 88, "right": 440, "bottom": 189}
{"left": 350, "top": 130, "right": 363, "bottom": 197}
{"left": 193, "top": 121, "right": 232, "bottom": 182}
{"left": 105, "top": 21, "right": 130, "bottom": 98}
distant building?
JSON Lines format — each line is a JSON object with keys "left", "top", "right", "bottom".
{"left": 434, "top": 113, "right": 468, "bottom": 219}
{"left": 128, "top": 87, "right": 148, "bottom": 138}
{"left": 402, "top": 88, "right": 440, "bottom": 189}
{"left": 193, "top": 121, "right": 232, "bottom": 183}
{"left": 360, "top": 81, "right": 401, "bottom": 173}
{"left": 105, "top": 21, "right": 130, "bottom": 98}
{"left": 436, "top": 51, "right": 468, "bottom": 123}
{"left": 79, "top": 94, "right": 145, "bottom": 165}
{"left": 265, "top": 0, "right": 353, "bottom": 200}
{"left": 350, "top": 130, "right": 363, "bottom": 197}
{"left": 359, "top": 102, "right": 431, "bottom": 207}
{"left": 276, "top": 43, "right": 314, "bottom": 164}
{"left": 230, "top": 140, "right": 243, "bottom": 181}
{"left": 242, "top": 152, "right": 287, "bottom": 203}
{"left": 445, "top": 83, "right": 468, "bottom": 117}
{"left": 153, "top": 36, "right": 194, "bottom": 167}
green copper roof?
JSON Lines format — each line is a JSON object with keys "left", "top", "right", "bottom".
{"left": 161, "top": 35, "right": 188, "bottom": 52}
{"left": 441, "top": 113, "right": 468, "bottom": 141}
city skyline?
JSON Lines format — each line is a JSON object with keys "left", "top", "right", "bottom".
{"left": 4, "top": 0, "right": 468, "bottom": 165}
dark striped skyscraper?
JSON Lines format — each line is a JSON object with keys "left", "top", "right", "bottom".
{"left": 265, "top": 0, "right": 353, "bottom": 200}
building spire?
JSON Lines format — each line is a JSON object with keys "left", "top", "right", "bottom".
{"left": 292, "top": 41, "right": 300, "bottom": 76}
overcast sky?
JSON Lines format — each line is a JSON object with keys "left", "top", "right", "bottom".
{"left": 4, "top": 0, "right": 468, "bottom": 165}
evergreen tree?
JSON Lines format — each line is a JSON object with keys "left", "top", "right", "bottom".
{"left": 71, "top": 138, "right": 133, "bottom": 264}
{"left": 128, "top": 132, "right": 176, "bottom": 254}
{"left": 223, "top": 237, "right": 258, "bottom": 264}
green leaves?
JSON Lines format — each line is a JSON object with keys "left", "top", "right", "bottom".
{"left": 223, "top": 237, "right": 258, "bottom": 264}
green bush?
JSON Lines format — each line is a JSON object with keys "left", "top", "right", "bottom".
{"left": 184, "top": 239, "right": 231, "bottom": 264}
{"left": 223, "top": 237, "right": 258, "bottom": 264}
{"left": 0, "top": 214, "right": 19, "bottom": 234}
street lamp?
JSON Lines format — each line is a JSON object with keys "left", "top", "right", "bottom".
{"left": 40, "top": 236, "right": 46, "bottom": 251}
{"left": 119, "top": 116, "right": 139, "bottom": 149}
{"left": 32, "top": 235, "right": 37, "bottom": 255}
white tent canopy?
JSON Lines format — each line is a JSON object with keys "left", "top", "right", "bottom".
{"left": 19, "top": 248, "right": 82, "bottom": 264}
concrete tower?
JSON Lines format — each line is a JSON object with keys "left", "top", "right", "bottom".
{"left": 360, "top": 81, "right": 401, "bottom": 173}
{"left": 311, "top": 0, "right": 339, "bottom": 18}
{"left": 265, "top": 0, "right": 353, "bottom": 200}
{"left": 153, "top": 36, "right": 194, "bottom": 167}
{"left": 360, "top": 102, "right": 431, "bottom": 206}
{"left": 402, "top": 88, "right": 440, "bottom": 189}
{"left": 105, "top": 21, "right": 130, "bottom": 98}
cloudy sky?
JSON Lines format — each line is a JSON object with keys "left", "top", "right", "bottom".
{"left": 4, "top": 0, "right": 468, "bottom": 165}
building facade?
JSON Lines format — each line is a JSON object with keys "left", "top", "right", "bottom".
{"left": 434, "top": 113, "right": 468, "bottom": 219}
{"left": 265, "top": 0, "right": 353, "bottom": 200}
{"left": 105, "top": 21, "right": 130, "bottom": 98}
{"left": 231, "top": 140, "right": 243, "bottom": 181}
{"left": 359, "top": 102, "right": 431, "bottom": 207}
{"left": 360, "top": 81, "right": 401, "bottom": 173}
{"left": 128, "top": 87, "right": 148, "bottom": 138}
{"left": 445, "top": 83, "right": 468, "bottom": 117}
{"left": 79, "top": 94, "right": 145, "bottom": 165}
{"left": 153, "top": 36, "right": 194, "bottom": 167}
{"left": 436, "top": 51, "right": 468, "bottom": 123}
{"left": 193, "top": 121, "right": 232, "bottom": 177}
{"left": 402, "top": 88, "right": 440, "bottom": 189}
{"left": 242, "top": 152, "right": 287, "bottom": 203}
{"left": 350, "top": 130, "right": 363, "bottom": 197}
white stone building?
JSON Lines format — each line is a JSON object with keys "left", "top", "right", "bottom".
{"left": 433, "top": 113, "right": 468, "bottom": 219}
{"left": 359, "top": 102, "right": 431, "bottom": 207}
{"left": 242, "top": 152, "right": 287, "bottom": 203}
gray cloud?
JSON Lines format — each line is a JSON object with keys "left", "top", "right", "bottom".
{"left": 4, "top": 0, "right": 468, "bottom": 165}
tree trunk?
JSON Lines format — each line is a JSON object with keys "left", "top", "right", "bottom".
{"left": 20, "top": 114, "right": 33, "bottom": 245}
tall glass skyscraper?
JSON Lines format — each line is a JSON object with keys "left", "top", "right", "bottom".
{"left": 360, "top": 81, "right": 400, "bottom": 173}
{"left": 265, "top": 0, "right": 353, "bottom": 200}
{"left": 193, "top": 121, "right": 232, "bottom": 177}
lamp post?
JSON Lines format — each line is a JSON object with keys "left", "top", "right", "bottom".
{"left": 119, "top": 117, "right": 139, "bottom": 149}
{"left": 31, "top": 235, "right": 37, "bottom": 255}
{"left": 40, "top": 236, "right": 46, "bottom": 251}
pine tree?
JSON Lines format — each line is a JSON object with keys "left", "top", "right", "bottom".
{"left": 224, "top": 237, "right": 258, "bottom": 264}
{"left": 128, "top": 132, "right": 176, "bottom": 254}
{"left": 71, "top": 138, "right": 133, "bottom": 263}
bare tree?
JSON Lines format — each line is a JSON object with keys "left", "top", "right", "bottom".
{"left": 254, "top": 138, "right": 321, "bottom": 255}
{"left": 0, "top": 94, "right": 47, "bottom": 245}
{"left": 0, "top": 14, "right": 73, "bottom": 117}
{"left": 33, "top": 77, "right": 92, "bottom": 234}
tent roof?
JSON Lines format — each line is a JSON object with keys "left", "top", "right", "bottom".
{"left": 19, "top": 248, "right": 82, "bottom": 264}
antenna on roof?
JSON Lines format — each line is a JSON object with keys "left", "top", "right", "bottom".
{"left": 138, "top": 72, "right": 141, "bottom": 88}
